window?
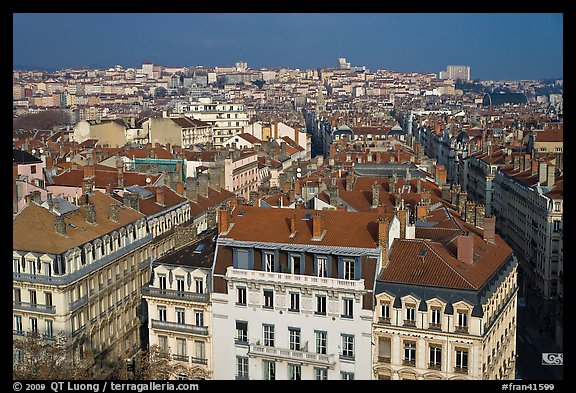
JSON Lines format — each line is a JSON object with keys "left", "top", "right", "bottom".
{"left": 457, "top": 310, "right": 468, "bottom": 332}
{"left": 194, "top": 310, "right": 204, "bottom": 327}
{"left": 264, "top": 253, "right": 274, "bottom": 272}
{"left": 236, "top": 249, "right": 249, "bottom": 269}
{"left": 553, "top": 220, "right": 561, "bottom": 232}
{"left": 405, "top": 305, "right": 416, "bottom": 326}
{"left": 317, "top": 257, "right": 328, "bottom": 277}
{"left": 176, "top": 338, "right": 187, "bottom": 357}
{"left": 343, "top": 259, "right": 355, "bottom": 280}
{"left": 288, "top": 364, "right": 302, "bottom": 380}
{"left": 31, "top": 165, "right": 36, "bottom": 174}
{"left": 404, "top": 341, "right": 416, "bottom": 365}
{"left": 316, "top": 331, "right": 327, "bottom": 354}
{"left": 263, "top": 289, "right": 274, "bottom": 309}
{"left": 158, "top": 336, "right": 169, "bottom": 354}
{"left": 29, "top": 290, "right": 37, "bottom": 305}
{"left": 315, "top": 368, "right": 328, "bottom": 380}
{"left": 195, "top": 340, "right": 205, "bottom": 360}
{"left": 236, "top": 356, "right": 249, "bottom": 380}
{"left": 14, "top": 315, "right": 23, "bottom": 333}
{"left": 316, "top": 294, "right": 326, "bottom": 315}
{"left": 554, "top": 202, "right": 561, "bottom": 212}
{"left": 378, "top": 337, "right": 391, "bottom": 363}
{"left": 263, "top": 324, "right": 275, "bottom": 347}
{"left": 342, "top": 298, "right": 353, "bottom": 318}
{"left": 291, "top": 255, "right": 302, "bottom": 274}
{"left": 236, "top": 286, "right": 247, "bottom": 306}
{"left": 158, "top": 274, "right": 167, "bottom": 290}
{"left": 236, "top": 321, "right": 248, "bottom": 344}
{"left": 176, "top": 308, "right": 185, "bottom": 324}
{"left": 195, "top": 278, "right": 204, "bottom": 293}
{"left": 341, "top": 334, "right": 354, "bottom": 359}
{"left": 455, "top": 349, "right": 468, "bottom": 372}
{"left": 341, "top": 372, "right": 354, "bottom": 380}
{"left": 289, "top": 292, "right": 300, "bottom": 312}
{"left": 14, "top": 288, "right": 21, "bottom": 303}
{"left": 30, "top": 317, "right": 38, "bottom": 334}
{"left": 263, "top": 360, "right": 276, "bottom": 380}
{"left": 176, "top": 276, "right": 185, "bottom": 292}
{"left": 380, "top": 302, "right": 390, "bottom": 322}
{"left": 289, "top": 328, "right": 301, "bottom": 351}
{"left": 429, "top": 345, "right": 442, "bottom": 369}
{"left": 158, "top": 306, "right": 167, "bottom": 322}
{"left": 430, "top": 308, "right": 441, "bottom": 328}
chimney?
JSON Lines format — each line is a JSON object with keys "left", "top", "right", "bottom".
{"left": 372, "top": 182, "right": 380, "bottom": 208}
{"left": 156, "top": 187, "right": 165, "bottom": 206}
{"left": 274, "top": 121, "right": 278, "bottom": 139}
{"left": 105, "top": 182, "right": 113, "bottom": 196}
{"left": 54, "top": 215, "right": 66, "bottom": 236}
{"left": 217, "top": 207, "right": 230, "bottom": 234}
{"left": 329, "top": 144, "right": 336, "bottom": 158}
{"left": 547, "top": 163, "right": 556, "bottom": 188}
{"left": 290, "top": 214, "right": 296, "bottom": 236}
{"left": 538, "top": 161, "right": 547, "bottom": 184}
{"left": 294, "top": 179, "right": 301, "bottom": 196}
{"left": 312, "top": 212, "right": 324, "bottom": 239}
{"left": 209, "top": 167, "right": 221, "bottom": 191}
{"left": 198, "top": 172, "right": 209, "bottom": 198}
{"left": 416, "top": 202, "right": 427, "bottom": 221}
{"left": 176, "top": 182, "right": 185, "bottom": 195}
{"left": 457, "top": 232, "right": 474, "bottom": 264}
{"left": 398, "top": 209, "right": 407, "bottom": 239}
{"left": 345, "top": 173, "right": 354, "bottom": 191}
{"left": 513, "top": 155, "right": 520, "bottom": 171}
{"left": 441, "top": 184, "right": 451, "bottom": 201}
{"left": 465, "top": 201, "right": 476, "bottom": 224}
{"left": 85, "top": 202, "right": 96, "bottom": 224}
{"left": 124, "top": 192, "right": 140, "bottom": 212}
{"left": 458, "top": 191, "right": 467, "bottom": 214}
{"left": 378, "top": 217, "right": 389, "bottom": 267}
{"left": 435, "top": 165, "right": 446, "bottom": 186}
{"left": 116, "top": 156, "right": 124, "bottom": 188}
{"left": 186, "top": 177, "right": 198, "bottom": 202}
{"left": 108, "top": 204, "right": 119, "bottom": 222}
{"left": 483, "top": 216, "right": 496, "bottom": 244}
{"left": 523, "top": 153, "right": 531, "bottom": 172}
{"left": 230, "top": 197, "right": 238, "bottom": 210}
{"left": 531, "top": 159, "right": 539, "bottom": 176}
{"left": 416, "top": 179, "right": 422, "bottom": 194}
{"left": 280, "top": 141, "right": 287, "bottom": 155}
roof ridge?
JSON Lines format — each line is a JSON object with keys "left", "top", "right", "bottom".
{"left": 423, "top": 242, "right": 476, "bottom": 289}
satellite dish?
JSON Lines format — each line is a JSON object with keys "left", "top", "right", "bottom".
{"left": 296, "top": 173, "right": 301, "bottom": 178}
{"left": 146, "top": 178, "right": 151, "bottom": 184}
{"left": 296, "top": 168, "right": 301, "bottom": 172}
{"left": 32, "top": 149, "right": 36, "bottom": 154}
{"left": 39, "top": 148, "right": 43, "bottom": 154}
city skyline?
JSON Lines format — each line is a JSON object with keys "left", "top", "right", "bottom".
{"left": 13, "top": 13, "right": 563, "bottom": 81}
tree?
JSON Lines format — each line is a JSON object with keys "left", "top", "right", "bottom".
{"left": 13, "top": 110, "right": 70, "bottom": 132}
{"left": 134, "top": 345, "right": 210, "bottom": 380}
{"left": 13, "top": 333, "right": 109, "bottom": 380}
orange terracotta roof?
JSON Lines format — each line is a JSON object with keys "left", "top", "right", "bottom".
{"left": 221, "top": 205, "right": 392, "bottom": 249}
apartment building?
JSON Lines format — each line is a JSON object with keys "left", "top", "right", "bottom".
{"left": 492, "top": 156, "right": 562, "bottom": 300}
{"left": 13, "top": 190, "right": 151, "bottom": 370}
{"left": 142, "top": 231, "right": 216, "bottom": 380}
{"left": 211, "top": 206, "right": 400, "bottom": 380}
{"left": 373, "top": 204, "right": 518, "bottom": 380}
{"left": 13, "top": 149, "right": 48, "bottom": 214}
{"left": 173, "top": 98, "right": 250, "bottom": 147}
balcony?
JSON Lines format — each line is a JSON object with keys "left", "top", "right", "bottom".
{"left": 249, "top": 343, "right": 336, "bottom": 367}
{"left": 377, "top": 356, "right": 391, "bottom": 364}
{"left": 190, "top": 356, "right": 208, "bottom": 365}
{"left": 378, "top": 317, "right": 391, "bottom": 324}
{"left": 172, "top": 354, "right": 189, "bottom": 362}
{"left": 454, "top": 366, "right": 468, "bottom": 375}
{"left": 428, "top": 363, "right": 442, "bottom": 371}
{"left": 403, "top": 320, "right": 416, "bottom": 328}
{"left": 13, "top": 301, "right": 56, "bottom": 315}
{"left": 428, "top": 323, "right": 442, "bottom": 331}
{"left": 151, "top": 319, "right": 209, "bottom": 336}
{"left": 235, "top": 375, "right": 249, "bottom": 380}
{"left": 402, "top": 359, "right": 416, "bottom": 367}
{"left": 455, "top": 326, "right": 469, "bottom": 334}
{"left": 142, "top": 286, "right": 209, "bottom": 303}
{"left": 70, "top": 295, "right": 88, "bottom": 312}
{"left": 226, "top": 267, "right": 365, "bottom": 292}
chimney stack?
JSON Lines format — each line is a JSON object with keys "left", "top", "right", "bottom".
{"left": 290, "top": 214, "right": 296, "bottom": 236}
{"left": 175, "top": 182, "right": 185, "bottom": 195}
{"left": 457, "top": 232, "right": 474, "bottom": 264}
{"left": 209, "top": 166, "right": 221, "bottom": 192}
{"left": 538, "top": 161, "right": 547, "bottom": 185}
{"left": 377, "top": 217, "right": 389, "bottom": 267}
{"left": 124, "top": 192, "right": 140, "bottom": 212}
{"left": 117, "top": 156, "right": 124, "bottom": 188}
{"left": 312, "top": 212, "right": 324, "bottom": 239}
{"left": 198, "top": 172, "right": 209, "bottom": 198}
{"left": 85, "top": 202, "right": 96, "bottom": 224}
{"left": 109, "top": 204, "right": 119, "bottom": 222}
{"left": 398, "top": 209, "right": 407, "bottom": 239}
{"left": 416, "top": 202, "right": 427, "bottom": 221}
{"left": 372, "top": 182, "right": 380, "bottom": 208}
{"left": 217, "top": 207, "right": 230, "bottom": 234}
{"left": 345, "top": 173, "right": 354, "bottom": 191}
{"left": 483, "top": 216, "right": 496, "bottom": 244}
{"left": 54, "top": 215, "right": 66, "bottom": 236}
{"left": 156, "top": 187, "right": 165, "bottom": 206}
{"left": 531, "top": 159, "right": 539, "bottom": 176}
{"left": 186, "top": 177, "right": 198, "bottom": 202}
{"left": 547, "top": 163, "right": 556, "bottom": 188}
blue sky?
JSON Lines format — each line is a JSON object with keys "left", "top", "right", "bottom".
{"left": 13, "top": 13, "right": 563, "bottom": 80}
